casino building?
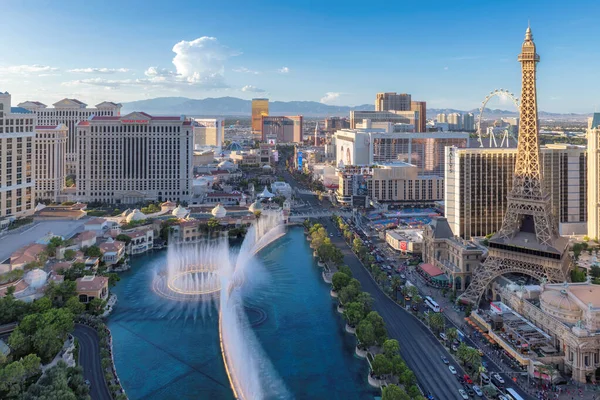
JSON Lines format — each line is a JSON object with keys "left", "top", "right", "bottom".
{"left": 75, "top": 112, "right": 193, "bottom": 204}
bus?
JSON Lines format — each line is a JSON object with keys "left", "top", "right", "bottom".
{"left": 505, "top": 388, "right": 524, "bottom": 400}
{"left": 424, "top": 296, "right": 440, "bottom": 312}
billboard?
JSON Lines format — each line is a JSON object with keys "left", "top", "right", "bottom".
{"left": 352, "top": 174, "right": 368, "bottom": 196}
{"left": 298, "top": 151, "right": 303, "bottom": 171}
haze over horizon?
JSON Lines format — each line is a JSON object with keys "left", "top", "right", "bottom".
{"left": 1, "top": 0, "right": 599, "bottom": 113}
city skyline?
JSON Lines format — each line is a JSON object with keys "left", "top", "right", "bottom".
{"left": 1, "top": 0, "right": 599, "bottom": 113}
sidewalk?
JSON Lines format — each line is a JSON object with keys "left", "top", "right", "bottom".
{"left": 407, "top": 265, "right": 600, "bottom": 400}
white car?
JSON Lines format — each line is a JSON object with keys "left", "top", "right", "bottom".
{"left": 472, "top": 385, "right": 483, "bottom": 397}
{"left": 458, "top": 389, "right": 469, "bottom": 400}
{"left": 493, "top": 373, "right": 505, "bottom": 384}
{"left": 448, "top": 365, "right": 457, "bottom": 374}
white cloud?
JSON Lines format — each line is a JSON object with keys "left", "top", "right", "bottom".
{"left": 278, "top": 66, "right": 290, "bottom": 74}
{"left": 171, "top": 36, "right": 238, "bottom": 87}
{"left": 0, "top": 64, "right": 58, "bottom": 75}
{"left": 444, "top": 66, "right": 449, "bottom": 70}
{"left": 68, "top": 68, "right": 129, "bottom": 74}
{"left": 63, "top": 78, "right": 154, "bottom": 89}
{"left": 320, "top": 92, "right": 341, "bottom": 104}
{"left": 144, "top": 67, "right": 178, "bottom": 82}
{"left": 232, "top": 67, "right": 259, "bottom": 74}
{"left": 241, "top": 85, "right": 266, "bottom": 93}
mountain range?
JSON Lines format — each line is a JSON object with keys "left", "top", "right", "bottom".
{"left": 121, "top": 96, "right": 590, "bottom": 120}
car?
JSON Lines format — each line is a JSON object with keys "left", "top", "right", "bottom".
{"left": 458, "top": 389, "right": 469, "bottom": 400}
{"left": 498, "top": 396, "right": 509, "bottom": 400}
{"left": 441, "top": 356, "right": 449, "bottom": 364}
{"left": 439, "top": 332, "right": 447, "bottom": 341}
{"left": 463, "top": 374, "right": 473, "bottom": 384}
{"left": 329, "top": 233, "right": 334, "bottom": 237}
{"left": 472, "top": 385, "right": 483, "bottom": 397}
{"left": 405, "top": 295, "right": 411, "bottom": 301}
{"left": 84, "top": 380, "right": 91, "bottom": 387}
{"left": 449, "top": 366, "right": 457, "bottom": 374}
{"left": 451, "top": 344, "right": 458, "bottom": 352}
{"left": 400, "top": 273, "right": 406, "bottom": 279}
{"left": 478, "top": 349, "right": 484, "bottom": 356}
{"left": 492, "top": 373, "right": 505, "bottom": 384}
{"left": 464, "top": 386, "right": 474, "bottom": 397}
{"left": 426, "top": 393, "right": 434, "bottom": 400}
{"left": 457, "top": 376, "right": 466, "bottom": 384}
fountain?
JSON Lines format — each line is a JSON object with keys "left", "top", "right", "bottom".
{"left": 152, "top": 210, "right": 289, "bottom": 400}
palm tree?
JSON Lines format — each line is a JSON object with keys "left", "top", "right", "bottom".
{"left": 407, "top": 285, "right": 418, "bottom": 299}
{"left": 391, "top": 277, "right": 402, "bottom": 300}
{"left": 412, "top": 294, "right": 423, "bottom": 308}
{"left": 446, "top": 327, "right": 458, "bottom": 343}
{"left": 428, "top": 312, "right": 445, "bottom": 333}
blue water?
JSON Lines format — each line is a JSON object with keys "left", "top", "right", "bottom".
{"left": 108, "top": 226, "right": 377, "bottom": 399}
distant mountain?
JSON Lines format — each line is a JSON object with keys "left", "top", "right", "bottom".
{"left": 121, "top": 96, "right": 375, "bottom": 117}
{"left": 121, "top": 96, "right": 590, "bottom": 120}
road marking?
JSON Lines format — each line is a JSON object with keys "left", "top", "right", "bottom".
{"left": 20, "top": 223, "right": 38, "bottom": 235}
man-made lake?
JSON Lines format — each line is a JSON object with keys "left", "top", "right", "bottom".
{"left": 108, "top": 226, "right": 377, "bottom": 399}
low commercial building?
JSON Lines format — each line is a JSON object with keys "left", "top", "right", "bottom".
{"left": 121, "top": 227, "right": 154, "bottom": 255}
{"left": 421, "top": 217, "right": 484, "bottom": 291}
{"left": 386, "top": 229, "right": 423, "bottom": 254}
{"left": 76, "top": 275, "right": 109, "bottom": 303}
{"left": 350, "top": 110, "right": 418, "bottom": 130}
{"left": 335, "top": 163, "right": 443, "bottom": 206}
{"left": 271, "top": 181, "right": 292, "bottom": 199}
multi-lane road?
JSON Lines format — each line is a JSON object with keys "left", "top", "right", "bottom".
{"left": 73, "top": 324, "right": 112, "bottom": 400}
{"left": 321, "top": 218, "right": 468, "bottom": 400}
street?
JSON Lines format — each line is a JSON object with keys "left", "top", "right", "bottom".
{"left": 73, "top": 324, "right": 112, "bottom": 400}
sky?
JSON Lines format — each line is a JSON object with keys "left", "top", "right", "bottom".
{"left": 1, "top": 0, "right": 599, "bottom": 113}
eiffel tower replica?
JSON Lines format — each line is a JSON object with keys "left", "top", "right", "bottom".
{"left": 458, "top": 26, "right": 571, "bottom": 305}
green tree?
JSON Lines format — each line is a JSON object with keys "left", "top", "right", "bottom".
{"left": 45, "top": 237, "right": 65, "bottom": 257}
{"left": 355, "top": 292, "right": 373, "bottom": 315}
{"left": 383, "top": 339, "right": 400, "bottom": 359}
{"left": 570, "top": 266, "right": 587, "bottom": 282}
{"left": 63, "top": 249, "right": 76, "bottom": 261}
{"left": 88, "top": 298, "right": 106, "bottom": 316}
{"left": 65, "top": 296, "right": 85, "bottom": 315}
{"left": 356, "top": 320, "right": 376, "bottom": 350}
{"left": 331, "top": 272, "right": 351, "bottom": 292}
{"left": 207, "top": 218, "right": 221, "bottom": 231}
{"left": 338, "top": 265, "right": 352, "bottom": 277}
{"left": 338, "top": 280, "right": 361, "bottom": 304}
{"left": 400, "top": 369, "right": 416, "bottom": 386}
{"left": 408, "top": 385, "right": 422, "bottom": 398}
{"left": 391, "top": 277, "right": 402, "bottom": 300}
{"left": 446, "top": 327, "right": 459, "bottom": 343}
{"left": 104, "top": 273, "right": 121, "bottom": 287}
{"left": 406, "top": 285, "right": 418, "bottom": 299}
{"left": 390, "top": 355, "right": 406, "bottom": 377}
{"left": 428, "top": 312, "right": 446, "bottom": 333}
{"left": 464, "top": 303, "right": 472, "bottom": 317}
{"left": 31, "top": 297, "right": 53, "bottom": 313}
{"left": 366, "top": 311, "right": 387, "bottom": 346}
{"left": 371, "top": 354, "right": 392, "bottom": 377}
{"left": 343, "top": 302, "right": 366, "bottom": 327}
{"left": 83, "top": 245, "right": 102, "bottom": 258}
{"left": 382, "top": 384, "right": 410, "bottom": 400}
{"left": 115, "top": 234, "right": 132, "bottom": 245}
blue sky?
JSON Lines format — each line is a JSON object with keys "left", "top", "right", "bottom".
{"left": 1, "top": 0, "right": 599, "bottom": 113}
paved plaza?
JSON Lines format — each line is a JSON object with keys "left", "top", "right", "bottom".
{"left": 0, "top": 219, "right": 87, "bottom": 263}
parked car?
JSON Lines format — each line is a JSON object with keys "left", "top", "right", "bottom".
{"left": 441, "top": 356, "right": 449, "bottom": 364}
{"left": 84, "top": 380, "right": 91, "bottom": 387}
{"left": 451, "top": 344, "right": 458, "bottom": 352}
{"left": 457, "top": 376, "right": 465, "bottom": 384}
{"left": 458, "top": 389, "right": 469, "bottom": 400}
{"left": 464, "top": 385, "right": 474, "bottom": 397}
{"left": 405, "top": 295, "right": 412, "bottom": 301}
{"left": 449, "top": 366, "right": 457, "bottom": 374}
{"left": 439, "top": 332, "right": 447, "bottom": 341}
{"left": 463, "top": 374, "right": 473, "bottom": 384}
{"left": 472, "top": 385, "right": 483, "bottom": 397}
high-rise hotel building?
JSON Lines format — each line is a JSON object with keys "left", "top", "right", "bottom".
{"left": 193, "top": 118, "right": 224, "bottom": 149}
{"left": 251, "top": 98, "right": 269, "bottom": 135}
{"left": 35, "top": 124, "right": 67, "bottom": 202}
{"left": 0, "top": 92, "right": 35, "bottom": 220}
{"left": 18, "top": 99, "right": 122, "bottom": 175}
{"left": 75, "top": 112, "right": 193, "bottom": 204}
{"left": 445, "top": 143, "right": 587, "bottom": 239}
{"left": 375, "top": 92, "right": 411, "bottom": 112}
{"left": 588, "top": 113, "right": 600, "bottom": 240}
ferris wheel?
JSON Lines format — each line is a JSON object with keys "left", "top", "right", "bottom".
{"left": 477, "top": 89, "right": 520, "bottom": 148}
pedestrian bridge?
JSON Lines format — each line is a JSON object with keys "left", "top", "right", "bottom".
{"left": 288, "top": 211, "right": 351, "bottom": 221}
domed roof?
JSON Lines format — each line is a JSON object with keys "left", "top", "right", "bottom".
{"left": 218, "top": 160, "right": 235, "bottom": 169}
{"left": 227, "top": 142, "right": 242, "bottom": 151}
{"left": 262, "top": 164, "right": 272, "bottom": 170}
{"left": 248, "top": 200, "right": 263, "bottom": 213}
{"left": 541, "top": 289, "right": 580, "bottom": 313}
{"left": 172, "top": 205, "right": 189, "bottom": 219}
{"left": 126, "top": 209, "right": 146, "bottom": 223}
{"left": 211, "top": 203, "right": 227, "bottom": 218}
{"left": 24, "top": 268, "right": 48, "bottom": 289}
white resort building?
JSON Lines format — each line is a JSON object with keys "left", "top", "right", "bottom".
{"left": 35, "top": 124, "right": 67, "bottom": 202}
{"left": 75, "top": 112, "right": 194, "bottom": 204}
